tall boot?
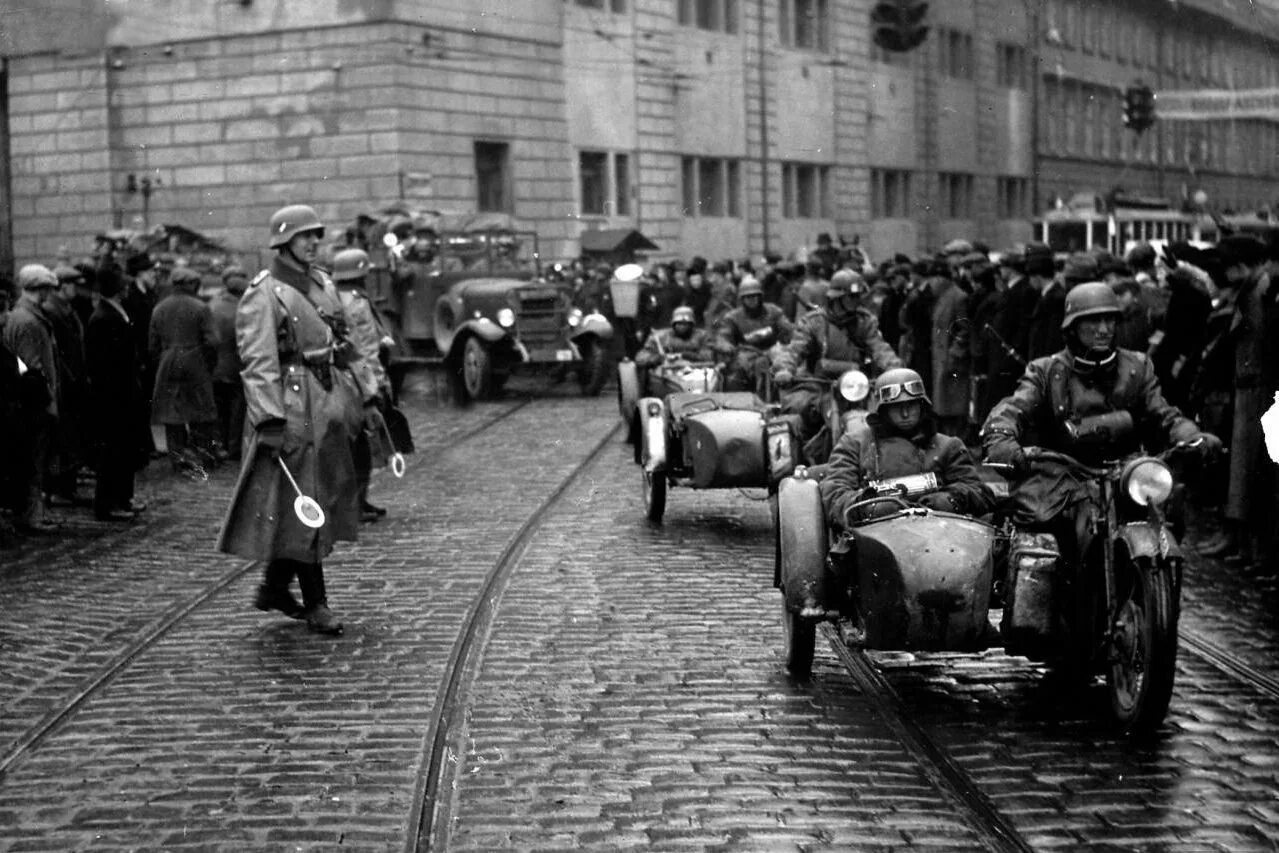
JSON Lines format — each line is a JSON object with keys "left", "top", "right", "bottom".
{"left": 254, "top": 558, "right": 305, "bottom": 619}
{"left": 297, "top": 562, "right": 343, "bottom": 635}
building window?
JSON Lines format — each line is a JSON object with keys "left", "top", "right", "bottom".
{"left": 573, "top": 0, "right": 627, "bottom": 11}
{"left": 996, "top": 42, "right": 1027, "bottom": 89}
{"left": 781, "top": 162, "right": 829, "bottom": 219}
{"left": 939, "top": 172, "right": 973, "bottom": 219}
{"left": 614, "top": 153, "right": 631, "bottom": 216}
{"left": 681, "top": 156, "right": 740, "bottom": 217}
{"left": 870, "top": 169, "right": 911, "bottom": 218}
{"left": 678, "top": 0, "right": 738, "bottom": 32}
{"left": 997, "top": 176, "right": 1029, "bottom": 219}
{"left": 937, "top": 28, "right": 974, "bottom": 80}
{"left": 474, "top": 141, "right": 511, "bottom": 213}
{"left": 779, "top": 0, "right": 829, "bottom": 51}
{"left": 579, "top": 151, "right": 607, "bottom": 216}
{"left": 579, "top": 150, "right": 631, "bottom": 217}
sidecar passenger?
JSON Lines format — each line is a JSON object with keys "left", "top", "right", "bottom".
{"left": 820, "top": 368, "right": 995, "bottom": 529}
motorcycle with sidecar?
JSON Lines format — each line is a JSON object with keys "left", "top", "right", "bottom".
{"left": 628, "top": 359, "right": 802, "bottom": 523}
{"left": 781, "top": 367, "right": 874, "bottom": 468}
{"left": 775, "top": 440, "right": 1200, "bottom": 737}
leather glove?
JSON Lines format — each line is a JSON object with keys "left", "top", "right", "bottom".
{"left": 1192, "top": 432, "right": 1223, "bottom": 459}
{"left": 364, "top": 404, "right": 387, "bottom": 436}
{"left": 774, "top": 369, "right": 794, "bottom": 388}
{"left": 918, "top": 491, "right": 957, "bottom": 513}
{"left": 817, "top": 358, "right": 855, "bottom": 379}
{"left": 256, "top": 419, "right": 286, "bottom": 459}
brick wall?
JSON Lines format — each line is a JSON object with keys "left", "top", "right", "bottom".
{"left": 7, "top": 52, "right": 114, "bottom": 265}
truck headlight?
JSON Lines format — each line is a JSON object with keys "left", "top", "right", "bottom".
{"left": 838, "top": 370, "right": 870, "bottom": 403}
{"left": 1121, "top": 457, "right": 1173, "bottom": 506}
{"left": 497, "top": 308, "right": 515, "bottom": 328}
{"left": 567, "top": 307, "right": 583, "bottom": 327}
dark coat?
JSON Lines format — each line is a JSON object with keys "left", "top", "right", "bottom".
{"left": 216, "top": 257, "right": 364, "bottom": 563}
{"left": 2, "top": 298, "right": 59, "bottom": 417}
{"left": 773, "top": 307, "right": 902, "bottom": 380}
{"left": 1027, "top": 279, "right": 1066, "bottom": 360}
{"left": 898, "top": 283, "right": 936, "bottom": 387}
{"left": 982, "top": 348, "right": 1200, "bottom": 524}
{"left": 85, "top": 299, "right": 146, "bottom": 468}
{"left": 149, "top": 290, "right": 217, "bottom": 424}
{"left": 209, "top": 290, "right": 243, "bottom": 385}
{"left": 928, "top": 278, "right": 971, "bottom": 419}
{"left": 1150, "top": 267, "right": 1212, "bottom": 410}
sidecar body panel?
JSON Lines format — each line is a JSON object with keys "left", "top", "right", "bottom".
{"left": 637, "top": 397, "right": 667, "bottom": 472}
{"left": 776, "top": 476, "right": 831, "bottom": 615}
{"left": 683, "top": 408, "right": 768, "bottom": 488}
{"left": 853, "top": 511, "right": 996, "bottom": 651}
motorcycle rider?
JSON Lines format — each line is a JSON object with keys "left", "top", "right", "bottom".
{"left": 821, "top": 368, "right": 995, "bottom": 528}
{"left": 634, "top": 305, "right": 715, "bottom": 374}
{"left": 981, "top": 281, "right": 1221, "bottom": 569}
{"left": 773, "top": 269, "right": 903, "bottom": 442}
{"left": 713, "top": 275, "right": 792, "bottom": 392}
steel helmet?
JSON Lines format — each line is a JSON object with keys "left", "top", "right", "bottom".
{"left": 827, "top": 268, "right": 866, "bottom": 298}
{"left": 1061, "top": 281, "right": 1121, "bottom": 330}
{"left": 331, "top": 248, "right": 371, "bottom": 282}
{"left": 672, "top": 306, "right": 696, "bottom": 325}
{"left": 872, "top": 367, "right": 931, "bottom": 407}
{"left": 737, "top": 276, "right": 763, "bottom": 298}
{"left": 268, "top": 204, "right": 325, "bottom": 248}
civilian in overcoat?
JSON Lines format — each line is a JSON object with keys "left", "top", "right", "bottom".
{"left": 149, "top": 267, "right": 218, "bottom": 461}
{"left": 85, "top": 264, "right": 145, "bottom": 521}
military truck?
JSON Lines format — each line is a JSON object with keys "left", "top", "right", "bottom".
{"left": 351, "top": 206, "right": 613, "bottom": 402}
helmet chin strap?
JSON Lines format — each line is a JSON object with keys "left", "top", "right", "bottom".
{"left": 281, "top": 245, "right": 309, "bottom": 269}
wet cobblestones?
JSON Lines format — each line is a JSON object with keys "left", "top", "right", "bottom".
{"left": 2, "top": 380, "right": 1278, "bottom": 851}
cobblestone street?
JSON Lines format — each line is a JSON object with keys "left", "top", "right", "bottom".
{"left": 2, "top": 375, "right": 1278, "bottom": 852}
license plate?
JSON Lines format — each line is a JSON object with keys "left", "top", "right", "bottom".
{"left": 555, "top": 349, "right": 574, "bottom": 362}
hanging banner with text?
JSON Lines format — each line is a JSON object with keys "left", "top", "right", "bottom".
{"left": 1155, "top": 87, "right": 1279, "bottom": 121}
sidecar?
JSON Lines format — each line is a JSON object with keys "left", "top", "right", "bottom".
{"left": 774, "top": 475, "right": 997, "bottom": 676}
{"left": 634, "top": 373, "right": 802, "bottom": 523}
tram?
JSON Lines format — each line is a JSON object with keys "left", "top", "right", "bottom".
{"left": 1035, "top": 191, "right": 1278, "bottom": 255}
{"left": 1034, "top": 192, "right": 1212, "bottom": 255}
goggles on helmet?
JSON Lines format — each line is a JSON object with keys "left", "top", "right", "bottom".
{"left": 874, "top": 378, "right": 926, "bottom": 406}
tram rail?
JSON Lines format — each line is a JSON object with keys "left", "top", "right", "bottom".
{"left": 0, "top": 397, "right": 534, "bottom": 784}
{"left": 405, "top": 421, "right": 622, "bottom": 853}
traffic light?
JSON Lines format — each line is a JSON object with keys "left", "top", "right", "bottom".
{"left": 872, "top": 0, "right": 930, "bottom": 53}
{"left": 1123, "top": 84, "right": 1156, "bottom": 134}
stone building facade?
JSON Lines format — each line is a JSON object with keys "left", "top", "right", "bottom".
{"left": 1, "top": 0, "right": 1277, "bottom": 273}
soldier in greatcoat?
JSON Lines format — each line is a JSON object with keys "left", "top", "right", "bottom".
{"left": 216, "top": 204, "right": 368, "bottom": 636}
{"left": 331, "top": 247, "right": 394, "bottom": 522}
{"left": 149, "top": 266, "right": 218, "bottom": 469}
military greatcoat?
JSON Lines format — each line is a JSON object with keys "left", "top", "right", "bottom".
{"left": 148, "top": 290, "right": 217, "bottom": 425}
{"left": 216, "top": 256, "right": 364, "bottom": 563}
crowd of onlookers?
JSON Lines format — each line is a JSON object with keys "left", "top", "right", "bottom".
{"left": 0, "top": 250, "right": 249, "bottom": 540}
{"left": 562, "top": 230, "right": 1279, "bottom": 570}
{"left": 5, "top": 227, "right": 1278, "bottom": 570}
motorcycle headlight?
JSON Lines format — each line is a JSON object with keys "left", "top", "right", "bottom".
{"left": 496, "top": 308, "right": 515, "bottom": 328}
{"left": 1121, "top": 457, "right": 1174, "bottom": 506}
{"left": 838, "top": 370, "right": 870, "bottom": 403}
{"left": 567, "top": 307, "right": 583, "bottom": 327}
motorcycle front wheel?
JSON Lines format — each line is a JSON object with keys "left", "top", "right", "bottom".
{"left": 1107, "top": 557, "right": 1180, "bottom": 737}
